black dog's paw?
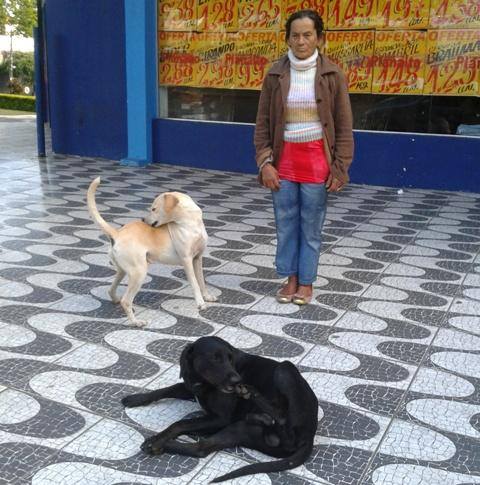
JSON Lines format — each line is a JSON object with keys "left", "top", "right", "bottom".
{"left": 121, "top": 393, "right": 148, "bottom": 408}
{"left": 141, "top": 435, "right": 165, "bottom": 455}
{"left": 246, "top": 412, "right": 275, "bottom": 427}
{"left": 235, "top": 384, "right": 251, "bottom": 399}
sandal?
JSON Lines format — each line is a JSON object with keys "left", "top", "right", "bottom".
{"left": 292, "top": 293, "right": 312, "bottom": 306}
{"left": 275, "top": 286, "right": 296, "bottom": 304}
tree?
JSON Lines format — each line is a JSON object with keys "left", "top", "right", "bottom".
{"left": 1, "top": 51, "right": 34, "bottom": 91}
{"left": 1, "top": 0, "right": 37, "bottom": 38}
{"left": 10, "top": 0, "right": 36, "bottom": 37}
{"left": 0, "top": 1, "right": 36, "bottom": 92}
{"left": 0, "top": 1, "right": 7, "bottom": 35}
{"left": 11, "top": 51, "right": 33, "bottom": 83}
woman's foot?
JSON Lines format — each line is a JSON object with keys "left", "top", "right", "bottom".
{"left": 276, "top": 275, "right": 298, "bottom": 303}
{"left": 293, "top": 284, "right": 313, "bottom": 305}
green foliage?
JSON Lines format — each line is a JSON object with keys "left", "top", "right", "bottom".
{"left": 0, "top": 0, "right": 37, "bottom": 37}
{"left": 9, "top": 0, "right": 36, "bottom": 37}
{"left": 0, "top": 93, "right": 35, "bottom": 111}
{"left": 12, "top": 51, "right": 33, "bottom": 85}
{"left": 0, "top": 57, "right": 8, "bottom": 76}
{"left": 0, "top": 50, "right": 34, "bottom": 92}
{"left": 0, "top": 1, "right": 7, "bottom": 35}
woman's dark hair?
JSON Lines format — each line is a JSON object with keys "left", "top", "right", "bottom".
{"left": 285, "top": 9, "right": 324, "bottom": 42}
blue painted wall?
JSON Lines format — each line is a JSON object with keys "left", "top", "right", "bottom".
{"left": 44, "top": 0, "right": 127, "bottom": 160}
{"left": 153, "top": 119, "right": 256, "bottom": 173}
{"left": 153, "top": 119, "right": 480, "bottom": 193}
{"left": 349, "top": 131, "right": 479, "bottom": 192}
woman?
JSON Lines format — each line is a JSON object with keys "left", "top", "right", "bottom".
{"left": 255, "top": 9, "right": 354, "bottom": 305}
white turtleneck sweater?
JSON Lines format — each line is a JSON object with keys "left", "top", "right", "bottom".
{"left": 284, "top": 49, "right": 323, "bottom": 144}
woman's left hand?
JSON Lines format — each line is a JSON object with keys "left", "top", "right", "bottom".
{"left": 326, "top": 174, "right": 344, "bottom": 192}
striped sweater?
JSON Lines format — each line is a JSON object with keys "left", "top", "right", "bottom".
{"left": 284, "top": 49, "right": 323, "bottom": 143}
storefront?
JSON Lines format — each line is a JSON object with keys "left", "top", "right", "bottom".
{"left": 40, "top": 0, "right": 479, "bottom": 191}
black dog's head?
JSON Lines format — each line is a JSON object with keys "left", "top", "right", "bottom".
{"left": 180, "top": 337, "right": 241, "bottom": 393}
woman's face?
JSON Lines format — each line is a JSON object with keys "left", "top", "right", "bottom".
{"left": 287, "top": 17, "right": 320, "bottom": 60}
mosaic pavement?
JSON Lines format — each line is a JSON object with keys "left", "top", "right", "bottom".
{"left": 1, "top": 117, "right": 480, "bottom": 485}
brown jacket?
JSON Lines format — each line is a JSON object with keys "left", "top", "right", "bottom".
{"left": 254, "top": 53, "right": 354, "bottom": 184}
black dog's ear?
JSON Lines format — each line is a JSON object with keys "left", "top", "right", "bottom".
{"left": 179, "top": 343, "right": 194, "bottom": 380}
{"left": 229, "top": 343, "right": 242, "bottom": 369}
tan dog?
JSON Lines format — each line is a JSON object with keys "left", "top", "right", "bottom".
{"left": 87, "top": 177, "right": 216, "bottom": 326}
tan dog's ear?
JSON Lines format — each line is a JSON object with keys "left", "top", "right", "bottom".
{"left": 163, "top": 193, "right": 179, "bottom": 214}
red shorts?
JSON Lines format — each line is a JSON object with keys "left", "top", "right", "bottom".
{"left": 278, "top": 139, "right": 330, "bottom": 184}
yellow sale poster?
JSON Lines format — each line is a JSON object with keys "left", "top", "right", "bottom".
{"left": 238, "top": 0, "right": 282, "bottom": 30}
{"left": 158, "top": 31, "right": 196, "bottom": 86}
{"left": 424, "top": 29, "right": 479, "bottom": 95}
{"left": 283, "top": 0, "right": 329, "bottom": 23}
{"left": 372, "top": 30, "right": 427, "bottom": 94}
{"left": 326, "top": 30, "right": 374, "bottom": 92}
{"left": 377, "top": 0, "right": 430, "bottom": 29}
{"left": 429, "top": 0, "right": 480, "bottom": 28}
{"left": 158, "top": 0, "right": 197, "bottom": 30}
{"left": 235, "top": 31, "right": 279, "bottom": 89}
{"left": 278, "top": 32, "right": 288, "bottom": 57}
{"left": 193, "top": 32, "right": 236, "bottom": 88}
{"left": 197, "top": 0, "right": 239, "bottom": 31}
{"left": 327, "top": 0, "right": 378, "bottom": 29}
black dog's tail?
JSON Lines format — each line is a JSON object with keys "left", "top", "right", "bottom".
{"left": 210, "top": 442, "right": 313, "bottom": 483}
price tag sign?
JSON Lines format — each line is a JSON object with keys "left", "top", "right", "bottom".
{"left": 372, "top": 30, "right": 426, "bottom": 94}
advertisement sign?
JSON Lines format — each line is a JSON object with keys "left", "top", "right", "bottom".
{"left": 327, "top": 0, "right": 378, "bottom": 29}
{"left": 197, "top": 0, "right": 239, "bottom": 31}
{"left": 278, "top": 33, "right": 288, "bottom": 57}
{"left": 193, "top": 32, "right": 236, "bottom": 88}
{"left": 326, "top": 30, "right": 374, "bottom": 92}
{"left": 429, "top": 0, "right": 480, "bottom": 28}
{"left": 283, "top": 0, "right": 329, "bottom": 22}
{"left": 156, "top": 0, "right": 479, "bottom": 97}
{"left": 372, "top": 30, "right": 427, "bottom": 94}
{"left": 378, "top": 0, "right": 430, "bottom": 29}
{"left": 424, "top": 29, "right": 479, "bottom": 95}
{"left": 239, "top": 0, "right": 282, "bottom": 30}
{"left": 159, "top": 31, "right": 196, "bottom": 86}
{"left": 235, "top": 31, "right": 279, "bottom": 89}
{"left": 158, "top": 0, "right": 197, "bottom": 30}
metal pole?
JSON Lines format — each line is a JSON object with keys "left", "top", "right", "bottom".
{"left": 9, "top": 30, "right": 13, "bottom": 82}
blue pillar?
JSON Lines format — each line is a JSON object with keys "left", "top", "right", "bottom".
{"left": 34, "top": 26, "right": 46, "bottom": 157}
{"left": 120, "top": 0, "right": 157, "bottom": 166}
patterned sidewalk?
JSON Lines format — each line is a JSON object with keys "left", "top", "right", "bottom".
{"left": 1, "top": 117, "right": 480, "bottom": 485}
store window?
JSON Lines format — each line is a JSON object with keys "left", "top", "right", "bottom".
{"left": 158, "top": 0, "right": 480, "bottom": 136}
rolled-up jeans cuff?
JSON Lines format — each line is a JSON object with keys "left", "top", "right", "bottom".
{"left": 276, "top": 270, "right": 297, "bottom": 278}
{"left": 298, "top": 278, "right": 315, "bottom": 285}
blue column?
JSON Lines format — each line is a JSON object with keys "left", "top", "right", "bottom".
{"left": 34, "top": 26, "right": 46, "bottom": 157}
{"left": 120, "top": 0, "right": 157, "bottom": 166}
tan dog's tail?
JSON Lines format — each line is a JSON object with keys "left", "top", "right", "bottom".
{"left": 87, "top": 177, "right": 118, "bottom": 240}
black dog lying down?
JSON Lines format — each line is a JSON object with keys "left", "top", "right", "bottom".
{"left": 122, "top": 336, "right": 318, "bottom": 483}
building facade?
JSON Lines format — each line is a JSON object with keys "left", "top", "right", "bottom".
{"left": 39, "top": 0, "right": 480, "bottom": 191}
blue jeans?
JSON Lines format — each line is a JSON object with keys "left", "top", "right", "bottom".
{"left": 272, "top": 180, "right": 327, "bottom": 285}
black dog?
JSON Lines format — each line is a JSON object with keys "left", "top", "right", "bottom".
{"left": 122, "top": 336, "right": 318, "bottom": 483}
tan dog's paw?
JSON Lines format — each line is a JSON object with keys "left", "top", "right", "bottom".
{"left": 131, "top": 318, "right": 148, "bottom": 327}
{"left": 108, "top": 291, "right": 121, "bottom": 304}
{"left": 203, "top": 293, "right": 217, "bottom": 302}
{"left": 197, "top": 302, "right": 207, "bottom": 311}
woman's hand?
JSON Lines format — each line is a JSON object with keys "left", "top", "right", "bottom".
{"left": 326, "top": 174, "right": 344, "bottom": 192}
{"left": 261, "top": 164, "right": 281, "bottom": 191}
